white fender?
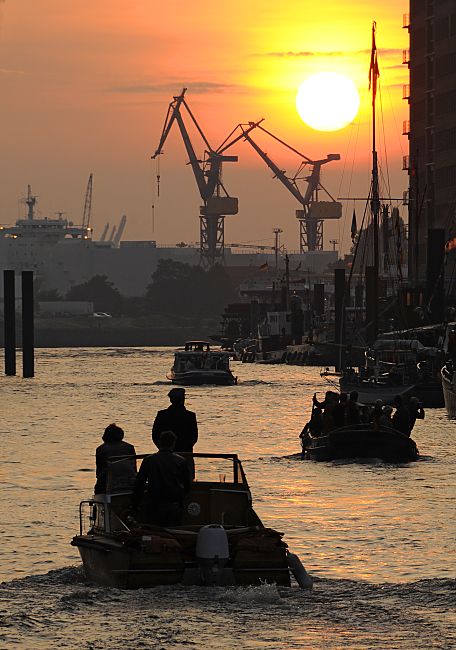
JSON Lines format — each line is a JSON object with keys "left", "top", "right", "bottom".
{"left": 287, "top": 551, "right": 313, "bottom": 589}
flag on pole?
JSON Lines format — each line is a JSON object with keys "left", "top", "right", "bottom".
{"left": 350, "top": 209, "right": 357, "bottom": 243}
{"left": 259, "top": 261, "right": 268, "bottom": 271}
{"left": 368, "top": 21, "right": 380, "bottom": 101}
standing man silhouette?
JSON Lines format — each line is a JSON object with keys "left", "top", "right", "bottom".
{"left": 152, "top": 388, "right": 199, "bottom": 454}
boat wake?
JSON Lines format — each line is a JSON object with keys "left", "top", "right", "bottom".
{"left": 1, "top": 568, "right": 454, "bottom": 649}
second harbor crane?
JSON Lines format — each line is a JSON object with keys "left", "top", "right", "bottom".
{"left": 233, "top": 123, "right": 342, "bottom": 252}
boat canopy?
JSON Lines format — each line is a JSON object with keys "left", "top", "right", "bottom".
{"left": 372, "top": 339, "right": 424, "bottom": 352}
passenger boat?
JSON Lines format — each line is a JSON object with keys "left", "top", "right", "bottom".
{"left": 441, "top": 362, "right": 456, "bottom": 418}
{"left": 168, "top": 341, "right": 237, "bottom": 385}
{"left": 301, "top": 425, "right": 419, "bottom": 463}
{"left": 71, "top": 452, "right": 311, "bottom": 589}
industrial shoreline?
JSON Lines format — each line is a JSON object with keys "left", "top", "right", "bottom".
{"left": 0, "top": 317, "right": 218, "bottom": 348}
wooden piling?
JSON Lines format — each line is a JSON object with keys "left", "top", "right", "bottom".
{"left": 21, "top": 271, "right": 34, "bottom": 378}
{"left": 4, "top": 270, "right": 16, "bottom": 376}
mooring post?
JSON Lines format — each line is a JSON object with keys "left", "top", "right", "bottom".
{"left": 4, "top": 270, "right": 16, "bottom": 376}
{"left": 21, "top": 270, "right": 34, "bottom": 378}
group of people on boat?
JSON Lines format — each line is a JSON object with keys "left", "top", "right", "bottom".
{"left": 94, "top": 387, "right": 198, "bottom": 527}
{"left": 300, "top": 390, "right": 425, "bottom": 444}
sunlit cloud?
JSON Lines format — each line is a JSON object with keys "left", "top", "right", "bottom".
{"left": 263, "top": 48, "right": 402, "bottom": 58}
{"left": 106, "top": 81, "right": 242, "bottom": 94}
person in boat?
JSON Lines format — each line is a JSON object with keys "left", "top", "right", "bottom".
{"left": 94, "top": 423, "right": 137, "bottom": 495}
{"left": 132, "top": 430, "right": 190, "bottom": 527}
{"left": 408, "top": 397, "right": 425, "bottom": 433}
{"left": 313, "top": 391, "right": 338, "bottom": 433}
{"left": 345, "top": 391, "right": 361, "bottom": 426}
{"left": 152, "top": 388, "right": 198, "bottom": 476}
{"left": 392, "top": 395, "right": 411, "bottom": 436}
{"left": 372, "top": 399, "right": 383, "bottom": 430}
{"left": 379, "top": 404, "right": 394, "bottom": 429}
{"left": 300, "top": 406, "right": 324, "bottom": 450}
{"left": 332, "top": 392, "right": 348, "bottom": 429}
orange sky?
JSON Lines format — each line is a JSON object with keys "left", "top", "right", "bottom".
{"left": 0, "top": 0, "right": 409, "bottom": 254}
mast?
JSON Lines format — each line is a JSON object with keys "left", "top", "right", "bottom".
{"left": 369, "top": 21, "right": 380, "bottom": 340}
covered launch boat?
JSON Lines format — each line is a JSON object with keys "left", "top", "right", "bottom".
{"left": 71, "top": 452, "right": 310, "bottom": 589}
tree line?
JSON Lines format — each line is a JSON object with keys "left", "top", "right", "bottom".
{"left": 36, "top": 259, "right": 237, "bottom": 318}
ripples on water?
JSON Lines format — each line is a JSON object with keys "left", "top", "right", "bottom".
{"left": 1, "top": 348, "right": 455, "bottom": 648}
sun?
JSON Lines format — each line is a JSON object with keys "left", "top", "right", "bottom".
{"left": 296, "top": 72, "right": 360, "bottom": 132}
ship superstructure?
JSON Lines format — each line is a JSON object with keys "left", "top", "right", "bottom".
{"left": 0, "top": 185, "right": 91, "bottom": 243}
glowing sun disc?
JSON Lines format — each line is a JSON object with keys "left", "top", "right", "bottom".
{"left": 296, "top": 72, "right": 360, "bottom": 131}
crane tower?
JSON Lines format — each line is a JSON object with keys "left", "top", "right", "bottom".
{"left": 234, "top": 123, "right": 342, "bottom": 252}
{"left": 152, "top": 89, "right": 243, "bottom": 267}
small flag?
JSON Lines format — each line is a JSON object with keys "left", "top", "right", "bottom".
{"left": 445, "top": 237, "right": 456, "bottom": 253}
{"left": 351, "top": 209, "right": 357, "bottom": 243}
{"left": 259, "top": 261, "right": 268, "bottom": 271}
{"left": 368, "top": 21, "right": 380, "bottom": 102}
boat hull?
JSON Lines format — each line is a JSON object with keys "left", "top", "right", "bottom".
{"left": 169, "top": 370, "right": 236, "bottom": 385}
{"left": 441, "top": 368, "right": 456, "bottom": 418}
{"left": 304, "top": 426, "right": 419, "bottom": 463}
{"left": 72, "top": 533, "right": 291, "bottom": 589}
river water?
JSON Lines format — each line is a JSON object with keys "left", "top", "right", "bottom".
{"left": 1, "top": 347, "right": 455, "bottom": 649}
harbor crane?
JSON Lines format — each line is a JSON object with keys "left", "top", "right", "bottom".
{"left": 81, "top": 173, "right": 93, "bottom": 231}
{"left": 232, "top": 123, "right": 342, "bottom": 252}
{"left": 152, "top": 88, "right": 259, "bottom": 267}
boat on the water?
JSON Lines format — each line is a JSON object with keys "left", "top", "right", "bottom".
{"left": 339, "top": 338, "right": 444, "bottom": 407}
{"left": 71, "top": 452, "right": 310, "bottom": 588}
{"left": 441, "top": 361, "right": 456, "bottom": 418}
{"left": 168, "top": 341, "right": 237, "bottom": 385}
{"left": 301, "top": 424, "right": 419, "bottom": 463}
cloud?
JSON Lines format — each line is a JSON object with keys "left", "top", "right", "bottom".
{"left": 106, "top": 81, "right": 240, "bottom": 95}
{"left": 263, "top": 48, "right": 402, "bottom": 58}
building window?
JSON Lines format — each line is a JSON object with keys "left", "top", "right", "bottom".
{"left": 435, "top": 166, "right": 456, "bottom": 189}
{"left": 435, "top": 51, "right": 456, "bottom": 78}
{"left": 435, "top": 89, "right": 456, "bottom": 115}
{"left": 435, "top": 127, "right": 456, "bottom": 151}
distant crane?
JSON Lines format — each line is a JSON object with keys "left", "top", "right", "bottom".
{"left": 152, "top": 88, "right": 259, "bottom": 267}
{"left": 99, "top": 222, "right": 109, "bottom": 242}
{"left": 227, "top": 227, "right": 284, "bottom": 269}
{"left": 112, "top": 214, "right": 127, "bottom": 247}
{"left": 232, "top": 123, "right": 342, "bottom": 252}
{"left": 81, "top": 173, "right": 93, "bottom": 233}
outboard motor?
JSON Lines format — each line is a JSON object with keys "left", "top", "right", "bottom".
{"left": 196, "top": 524, "right": 230, "bottom": 585}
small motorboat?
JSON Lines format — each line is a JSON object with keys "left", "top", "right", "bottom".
{"left": 71, "top": 452, "right": 311, "bottom": 589}
{"left": 301, "top": 424, "right": 419, "bottom": 463}
{"left": 168, "top": 341, "right": 237, "bottom": 385}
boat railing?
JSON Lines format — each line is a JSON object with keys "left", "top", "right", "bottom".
{"left": 78, "top": 499, "right": 109, "bottom": 536}
{"left": 106, "top": 452, "right": 247, "bottom": 486}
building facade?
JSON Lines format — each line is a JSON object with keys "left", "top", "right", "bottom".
{"left": 406, "top": 0, "right": 456, "bottom": 288}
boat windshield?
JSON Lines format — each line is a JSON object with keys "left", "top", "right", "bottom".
{"left": 107, "top": 452, "right": 246, "bottom": 487}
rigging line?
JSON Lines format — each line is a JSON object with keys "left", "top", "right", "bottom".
{"left": 338, "top": 118, "right": 362, "bottom": 254}
{"left": 378, "top": 84, "right": 392, "bottom": 200}
{"left": 336, "top": 119, "right": 356, "bottom": 248}
{"left": 382, "top": 69, "right": 407, "bottom": 161}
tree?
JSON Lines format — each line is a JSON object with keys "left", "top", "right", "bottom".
{"left": 66, "top": 275, "right": 123, "bottom": 314}
{"left": 145, "top": 259, "right": 236, "bottom": 317}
